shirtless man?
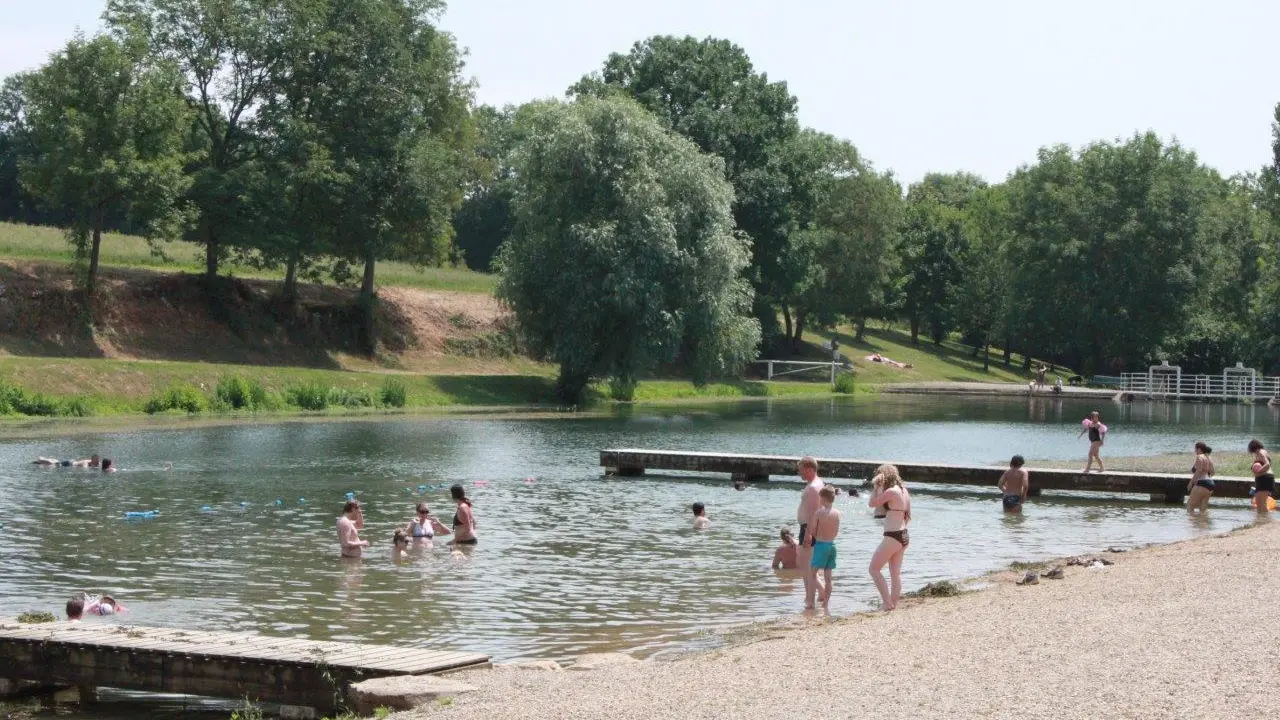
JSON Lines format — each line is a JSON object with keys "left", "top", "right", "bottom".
{"left": 808, "top": 487, "right": 842, "bottom": 607}
{"left": 998, "top": 455, "right": 1029, "bottom": 513}
{"left": 691, "top": 502, "right": 710, "bottom": 530}
{"left": 794, "top": 456, "right": 824, "bottom": 609}
{"left": 337, "top": 500, "right": 370, "bottom": 558}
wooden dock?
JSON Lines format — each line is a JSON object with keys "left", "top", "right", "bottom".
{"left": 0, "top": 620, "right": 489, "bottom": 713}
{"left": 600, "top": 448, "right": 1256, "bottom": 503}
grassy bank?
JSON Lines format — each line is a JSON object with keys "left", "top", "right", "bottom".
{"left": 0, "top": 222, "right": 498, "bottom": 294}
{"left": 802, "top": 324, "right": 1048, "bottom": 385}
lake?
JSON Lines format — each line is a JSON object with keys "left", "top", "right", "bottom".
{"left": 1, "top": 395, "right": 1275, "bottom": 668}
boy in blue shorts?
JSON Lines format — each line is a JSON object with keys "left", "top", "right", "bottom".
{"left": 808, "top": 486, "right": 841, "bottom": 608}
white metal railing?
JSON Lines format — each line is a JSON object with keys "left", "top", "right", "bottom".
{"left": 754, "top": 359, "right": 845, "bottom": 384}
{"left": 1120, "top": 372, "right": 1280, "bottom": 399}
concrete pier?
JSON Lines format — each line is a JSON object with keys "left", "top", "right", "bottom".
{"left": 600, "top": 448, "right": 1256, "bottom": 504}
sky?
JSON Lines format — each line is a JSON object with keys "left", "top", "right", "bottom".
{"left": 2, "top": 0, "right": 1277, "bottom": 184}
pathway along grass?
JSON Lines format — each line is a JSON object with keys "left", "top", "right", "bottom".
{"left": 0, "top": 221, "right": 497, "bottom": 294}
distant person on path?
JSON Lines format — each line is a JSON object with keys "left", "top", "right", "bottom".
{"left": 808, "top": 486, "right": 842, "bottom": 608}
{"left": 867, "top": 464, "right": 911, "bottom": 611}
{"left": 772, "top": 528, "right": 798, "bottom": 570}
{"left": 450, "top": 484, "right": 477, "bottom": 545}
{"left": 795, "top": 456, "right": 825, "bottom": 609}
{"left": 691, "top": 502, "right": 710, "bottom": 529}
{"left": 337, "top": 500, "right": 369, "bottom": 558}
{"left": 66, "top": 596, "right": 84, "bottom": 621}
{"left": 1186, "top": 442, "right": 1215, "bottom": 515}
{"left": 998, "top": 455, "right": 1029, "bottom": 512}
{"left": 1036, "top": 364, "right": 1047, "bottom": 389}
{"left": 1248, "top": 439, "right": 1273, "bottom": 513}
{"left": 1078, "top": 411, "right": 1107, "bottom": 473}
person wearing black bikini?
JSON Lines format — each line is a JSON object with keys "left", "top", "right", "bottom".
{"left": 867, "top": 464, "right": 911, "bottom": 611}
{"left": 1248, "top": 439, "right": 1273, "bottom": 514}
{"left": 1185, "top": 442, "right": 1215, "bottom": 515}
{"left": 450, "top": 484, "right": 478, "bottom": 545}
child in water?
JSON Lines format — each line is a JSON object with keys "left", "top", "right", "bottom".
{"left": 772, "top": 528, "right": 798, "bottom": 569}
{"left": 691, "top": 502, "right": 710, "bottom": 530}
{"left": 391, "top": 529, "right": 411, "bottom": 561}
{"left": 808, "top": 486, "right": 841, "bottom": 608}
{"left": 998, "top": 455, "right": 1029, "bottom": 512}
{"left": 85, "top": 594, "right": 126, "bottom": 616}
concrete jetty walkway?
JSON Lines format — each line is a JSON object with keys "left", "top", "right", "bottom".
{"left": 400, "top": 521, "right": 1278, "bottom": 720}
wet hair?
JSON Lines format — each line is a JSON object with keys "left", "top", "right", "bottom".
{"left": 416, "top": 502, "right": 430, "bottom": 514}
{"left": 392, "top": 529, "right": 409, "bottom": 545}
{"left": 101, "top": 458, "right": 113, "bottom": 472}
{"left": 66, "top": 596, "right": 84, "bottom": 620}
{"left": 819, "top": 486, "right": 836, "bottom": 501}
{"left": 343, "top": 500, "right": 361, "bottom": 515}
{"left": 797, "top": 456, "right": 819, "bottom": 472}
{"left": 100, "top": 595, "right": 116, "bottom": 606}
{"left": 1090, "top": 410, "right": 1100, "bottom": 419}
{"left": 450, "top": 484, "right": 471, "bottom": 507}
{"left": 780, "top": 528, "right": 794, "bottom": 542}
{"left": 1195, "top": 441, "right": 1211, "bottom": 455}
{"left": 1248, "top": 439, "right": 1265, "bottom": 453}
{"left": 1010, "top": 455, "right": 1025, "bottom": 468}
{"left": 691, "top": 502, "right": 705, "bottom": 516}
{"left": 874, "top": 464, "right": 902, "bottom": 490}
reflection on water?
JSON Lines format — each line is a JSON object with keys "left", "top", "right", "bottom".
{"left": 0, "top": 395, "right": 1274, "bottom": 670}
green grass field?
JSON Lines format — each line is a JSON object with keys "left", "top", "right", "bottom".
{"left": 802, "top": 324, "right": 1046, "bottom": 385}
{"left": 0, "top": 222, "right": 498, "bottom": 294}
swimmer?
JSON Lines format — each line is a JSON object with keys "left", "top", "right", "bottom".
{"left": 85, "top": 594, "right": 126, "bottom": 616}
{"left": 772, "top": 528, "right": 798, "bottom": 570}
{"left": 66, "top": 596, "right": 84, "bottom": 622}
{"left": 1186, "top": 442, "right": 1215, "bottom": 515}
{"left": 1078, "top": 411, "right": 1106, "bottom": 473}
{"left": 794, "top": 456, "right": 824, "bottom": 609}
{"left": 391, "top": 529, "right": 411, "bottom": 561}
{"left": 691, "top": 502, "right": 710, "bottom": 530}
{"left": 449, "top": 484, "right": 477, "bottom": 546}
{"left": 998, "top": 455, "right": 1029, "bottom": 512}
{"left": 70, "top": 454, "right": 101, "bottom": 468}
{"left": 32, "top": 457, "right": 62, "bottom": 467}
{"left": 808, "top": 486, "right": 842, "bottom": 608}
{"left": 407, "top": 502, "right": 449, "bottom": 542}
{"left": 337, "top": 500, "right": 370, "bottom": 558}
{"left": 1248, "top": 439, "right": 1273, "bottom": 514}
{"left": 101, "top": 458, "right": 116, "bottom": 473}
{"left": 867, "top": 464, "right": 911, "bottom": 611}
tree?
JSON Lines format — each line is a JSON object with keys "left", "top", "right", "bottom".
{"left": 954, "top": 185, "right": 1014, "bottom": 369}
{"left": 9, "top": 33, "right": 189, "bottom": 299}
{"left": 452, "top": 105, "right": 519, "bottom": 271}
{"left": 897, "top": 173, "right": 981, "bottom": 345}
{"left": 571, "top": 36, "right": 811, "bottom": 338}
{"left": 496, "top": 96, "right": 760, "bottom": 403}
{"left": 107, "top": 0, "right": 284, "bottom": 284}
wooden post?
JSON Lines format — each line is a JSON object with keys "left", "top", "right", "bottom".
{"left": 767, "top": 361, "right": 774, "bottom": 380}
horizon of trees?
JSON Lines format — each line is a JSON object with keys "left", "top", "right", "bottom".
{"left": 0, "top": 4, "right": 1277, "bottom": 382}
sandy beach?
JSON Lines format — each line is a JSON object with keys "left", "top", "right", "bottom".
{"left": 399, "top": 519, "right": 1280, "bottom": 720}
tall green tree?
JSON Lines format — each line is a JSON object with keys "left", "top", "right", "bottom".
{"left": 452, "top": 104, "right": 519, "bottom": 271}
{"left": 571, "top": 36, "right": 812, "bottom": 341}
{"left": 897, "top": 173, "right": 982, "bottom": 345}
{"left": 954, "top": 185, "right": 1014, "bottom": 369}
{"left": 106, "top": 0, "right": 284, "bottom": 284}
{"left": 496, "top": 96, "right": 760, "bottom": 403}
{"left": 8, "top": 33, "right": 189, "bottom": 299}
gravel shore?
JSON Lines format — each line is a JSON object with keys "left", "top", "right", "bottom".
{"left": 398, "top": 520, "right": 1280, "bottom": 720}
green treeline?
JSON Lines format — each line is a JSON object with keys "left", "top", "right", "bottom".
{"left": 2, "top": 9, "right": 1279, "bottom": 398}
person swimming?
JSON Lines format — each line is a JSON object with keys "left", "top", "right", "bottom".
{"left": 84, "top": 594, "right": 126, "bottom": 616}
{"left": 691, "top": 501, "right": 710, "bottom": 530}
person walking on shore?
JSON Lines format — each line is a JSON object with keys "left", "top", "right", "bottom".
{"left": 1186, "top": 442, "right": 1215, "bottom": 515}
{"left": 1078, "top": 411, "right": 1106, "bottom": 473}
{"left": 337, "top": 500, "right": 369, "bottom": 558}
{"left": 867, "top": 464, "right": 910, "bottom": 611}
{"left": 795, "top": 456, "right": 824, "bottom": 609}
{"left": 1248, "top": 439, "right": 1273, "bottom": 513}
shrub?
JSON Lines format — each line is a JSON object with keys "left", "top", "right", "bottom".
{"left": 379, "top": 377, "right": 407, "bottom": 408}
{"left": 144, "top": 383, "right": 209, "bottom": 414}
{"left": 60, "top": 397, "right": 93, "bottom": 417}
{"left": 17, "top": 611, "right": 56, "bottom": 624}
{"left": 286, "top": 382, "right": 330, "bottom": 411}
{"left": 329, "top": 387, "right": 374, "bottom": 408}
{"left": 834, "top": 373, "right": 856, "bottom": 394}
{"left": 443, "top": 328, "right": 517, "bottom": 358}
{"left": 216, "top": 375, "right": 252, "bottom": 409}
{"left": 608, "top": 376, "right": 636, "bottom": 401}
{"left": 14, "top": 392, "right": 63, "bottom": 416}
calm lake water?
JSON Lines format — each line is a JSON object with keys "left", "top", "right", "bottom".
{"left": 1, "top": 395, "right": 1276, "bottom": 673}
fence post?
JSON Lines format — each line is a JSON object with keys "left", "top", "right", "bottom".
{"left": 767, "top": 361, "right": 773, "bottom": 381}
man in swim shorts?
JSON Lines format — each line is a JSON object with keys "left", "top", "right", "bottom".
{"left": 795, "top": 456, "right": 824, "bottom": 608}
{"left": 337, "top": 500, "right": 370, "bottom": 558}
{"left": 808, "top": 486, "right": 841, "bottom": 608}
{"left": 998, "top": 455, "right": 1029, "bottom": 512}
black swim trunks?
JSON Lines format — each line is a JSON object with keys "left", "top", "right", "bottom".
{"left": 1002, "top": 494, "right": 1023, "bottom": 510}
{"left": 1256, "top": 474, "right": 1276, "bottom": 494}
{"left": 1194, "top": 479, "right": 1215, "bottom": 491}
{"left": 797, "top": 523, "right": 808, "bottom": 545}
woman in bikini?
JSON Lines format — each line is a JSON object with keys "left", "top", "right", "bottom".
{"left": 450, "top": 484, "right": 477, "bottom": 545}
{"left": 1185, "top": 442, "right": 1215, "bottom": 515}
{"left": 406, "top": 502, "right": 450, "bottom": 546}
{"left": 1248, "top": 439, "right": 1273, "bottom": 513}
{"left": 867, "top": 463, "right": 911, "bottom": 611}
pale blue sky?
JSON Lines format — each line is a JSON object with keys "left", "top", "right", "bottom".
{"left": 3, "top": 0, "right": 1276, "bottom": 184}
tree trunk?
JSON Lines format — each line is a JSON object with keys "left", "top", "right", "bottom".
{"left": 205, "top": 226, "right": 219, "bottom": 283}
{"left": 983, "top": 342, "right": 990, "bottom": 371}
{"left": 1003, "top": 334, "right": 1012, "bottom": 366}
{"left": 282, "top": 250, "right": 299, "bottom": 306}
{"left": 86, "top": 207, "right": 104, "bottom": 300}
{"left": 792, "top": 310, "right": 807, "bottom": 354}
{"left": 971, "top": 342, "right": 981, "bottom": 358}
{"left": 1023, "top": 353, "right": 1032, "bottom": 371}
{"left": 909, "top": 313, "right": 920, "bottom": 345}
{"left": 358, "top": 254, "right": 377, "bottom": 355}
{"left": 781, "top": 303, "right": 793, "bottom": 348}
{"left": 855, "top": 317, "right": 867, "bottom": 341}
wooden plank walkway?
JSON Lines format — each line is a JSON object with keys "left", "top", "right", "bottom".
{"left": 0, "top": 620, "right": 489, "bottom": 712}
{"left": 600, "top": 448, "right": 1256, "bottom": 502}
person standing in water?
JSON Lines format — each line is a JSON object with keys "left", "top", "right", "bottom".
{"left": 1185, "top": 442, "right": 1215, "bottom": 515}
{"left": 450, "top": 484, "right": 477, "bottom": 545}
{"left": 998, "top": 455, "right": 1029, "bottom": 513}
{"left": 794, "top": 456, "right": 825, "bottom": 609}
{"left": 1078, "top": 411, "right": 1106, "bottom": 473}
{"left": 691, "top": 502, "right": 710, "bottom": 529}
{"left": 867, "top": 464, "right": 910, "bottom": 611}
{"left": 1248, "top": 439, "right": 1273, "bottom": 513}
{"left": 337, "top": 500, "right": 369, "bottom": 558}
{"left": 808, "top": 486, "right": 842, "bottom": 608}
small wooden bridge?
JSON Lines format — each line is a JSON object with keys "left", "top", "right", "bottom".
{"left": 600, "top": 448, "right": 1256, "bottom": 503}
{"left": 0, "top": 620, "right": 489, "bottom": 713}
